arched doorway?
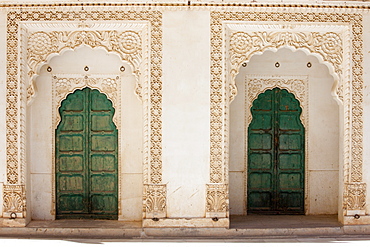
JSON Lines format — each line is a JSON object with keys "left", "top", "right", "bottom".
{"left": 229, "top": 48, "right": 339, "bottom": 217}
{"left": 55, "top": 87, "right": 118, "bottom": 219}
{"left": 247, "top": 88, "right": 304, "bottom": 214}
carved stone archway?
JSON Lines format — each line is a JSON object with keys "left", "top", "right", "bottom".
{"left": 207, "top": 11, "right": 366, "bottom": 225}
{"left": 3, "top": 10, "right": 165, "bottom": 225}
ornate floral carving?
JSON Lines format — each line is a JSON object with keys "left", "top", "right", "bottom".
{"left": 2, "top": 185, "right": 25, "bottom": 217}
{"left": 27, "top": 29, "right": 143, "bottom": 101}
{"left": 230, "top": 32, "right": 252, "bottom": 54}
{"left": 206, "top": 184, "right": 228, "bottom": 217}
{"left": 28, "top": 31, "right": 56, "bottom": 56}
{"left": 118, "top": 31, "right": 141, "bottom": 54}
{"left": 228, "top": 30, "right": 343, "bottom": 102}
{"left": 345, "top": 183, "right": 366, "bottom": 213}
{"left": 144, "top": 184, "right": 166, "bottom": 218}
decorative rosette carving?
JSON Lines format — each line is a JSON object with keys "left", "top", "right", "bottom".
{"left": 28, "top": 31, "right": 55, "bottom": 56}
{"left": 119, "top": 31, "right": 141, "bottom": 54}
{"left": 230, "top": 32, "right": 252, "bottom": 54}
{"left": 319, "top": 32, "right": 342, "bottom": 55}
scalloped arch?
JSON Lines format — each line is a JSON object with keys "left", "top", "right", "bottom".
{"left": 245, "top": 75, "right": 308, "bottom": 128}
{"left": 226, "top": 24, "right": 351, "bottom": 105}
{"left": 24, "top": 26, "right": 149, "bottom": 104}
{"left": 53, "top": 77, "right": 120, "bottom": 128}
{"left": 235, "top": 46, "right": 340, "bottom": 104}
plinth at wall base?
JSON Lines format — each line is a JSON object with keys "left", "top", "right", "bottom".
{"left": 343, "top": 215, "right": 370, "bottom": 225}
{"left": 142, "top": 217, "right": 229, "bottom": 228}
{"left": 0, "top": 217, "right": 29, "bottom": 227}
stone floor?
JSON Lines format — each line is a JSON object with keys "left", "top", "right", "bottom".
{"left": 25, "top": 215, "right": 340, "bottom": 229}
{"left": 27, "top": 219, "right": 142, "bottom": 229}
{"left": 1, "top": 215, "right": 369, "bottom": 239}
{"left": 2, "top": 237, "right": 370, "bottom": 245}
{"left": 229, "top": 215, "right": 341, "bottom": 229}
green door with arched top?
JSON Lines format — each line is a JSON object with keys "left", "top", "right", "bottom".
{"left": 247, "top": 88, "right": 304, "bottom": 214}
{"left": 56, "top": 88, "right": 118, "bottom": 219}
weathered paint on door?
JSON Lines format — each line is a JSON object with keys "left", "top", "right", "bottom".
{"left": 56, "top": 88, "right": 118, "bottom": 219}
{"left": 247, "top": 88, "right": 304, "bottom": 214}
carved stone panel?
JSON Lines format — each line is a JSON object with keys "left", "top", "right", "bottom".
{"left": 206, "top": 183, "right": 228, "bottom": 218}
{"left": 144, "top": 184, "right": 167, "bottom": 219}
{"left": 2, "top": 185, "right": 25, "bottom": 218}
{"left": 345, "top": 182, "right": 366, "bottom": 215}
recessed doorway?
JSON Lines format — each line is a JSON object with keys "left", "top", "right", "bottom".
{"left": 55, "top": 87, "right": 118, "bottom": 219}
{"left": 247, "top": 88, "right": 304, "bottom": 214}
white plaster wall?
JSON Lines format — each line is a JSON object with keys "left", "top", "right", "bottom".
{"left": 162, "top": 11, "right": 210, "bottom": 218}
{"left": 229, "top": 83, "right": 246, "bottom": 215}
{"left": 0, "top": 10, "right": 7, "bottom": 216}
{"left": 29, "top": 46, "right": 143, "bottom": 221}
{"left": 230, "top": 48, "right": 339, "bottom": 215}
{"left": 119, "top": 59, "right": 143, "bottom": 221}
{"left": 362, "top": 12, "right": 370, "bottom": 215}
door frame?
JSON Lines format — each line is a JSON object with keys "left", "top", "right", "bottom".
{"left": 246, "top": 82, "right": 307, "bottom": 214}
{"left": 52, "top": 75, "right": 122, "bottom": 219}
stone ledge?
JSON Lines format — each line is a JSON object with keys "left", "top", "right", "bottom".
{"left": 0, "top": 224, "right": 365, "bottom": 239}
{"left": 343, "top": 215, "right": 370, "bottom": 226}
{"left": 0, "top": 226, "right": 350, "bottom": 239}
{"left": 0, "top": 218, "right": 28, "bottom": 227}
{"left": 142, "top": 217, "right": 229, "bottom": 228}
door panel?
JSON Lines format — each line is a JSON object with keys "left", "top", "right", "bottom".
{"left": 279, "top": 134, "right": 302, "bottom": 150}
{"left": 60, "top": 115, "right": 84, "bottom": 131}
{"left": 59, "top": 155, "right": 84, "bottom": 171}
{"left": 248, "top": 88, "right": 304, "bottom": 214}
{"left": 56, "top": 88, "right": 118, "bottom": 219}
{"left": 249, "top": 134, "right": 272, "bottom": 150}
{"left": 91, "top": 135, "right": 117, "bottom": 151}
{"left": 249, "top": 153, "right": 272, "bottom": 169}
{"left": 91, "top": 155, "right": 116, "bottom": 171}
{"left": 59, "top": 195, "right": 85, "bottom": 212}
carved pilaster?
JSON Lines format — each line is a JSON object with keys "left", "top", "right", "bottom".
{"left": 2, "top": 185, "right": 26, "bottom": 218}
{"left": 206, "top": 184, "right": 228, "bottom": 218}
{"left": 345, "top": 182, "right": 366, "bottom": 215}
{"left": 144, "top": 184, "right": 166, "bottom": 219}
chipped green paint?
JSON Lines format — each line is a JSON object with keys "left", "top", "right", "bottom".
{"left": 247, "top": 88, "right": 304, "bottom": 214}
{"left": 56, "top": 88, "right": 118, "bottom": 219}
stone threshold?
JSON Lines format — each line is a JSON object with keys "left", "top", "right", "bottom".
{"left": 0, "top": 225, "right": 358, "bottom": 239}
{"left": 0, "top": 217, "right": 370, "bottom": 238}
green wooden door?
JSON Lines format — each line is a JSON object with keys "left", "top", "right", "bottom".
{"left": 247, "top": 88, "right": 304, "bottom": 214}
{"left": 56, "top": 88, "right": 118, "bottom": 219}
